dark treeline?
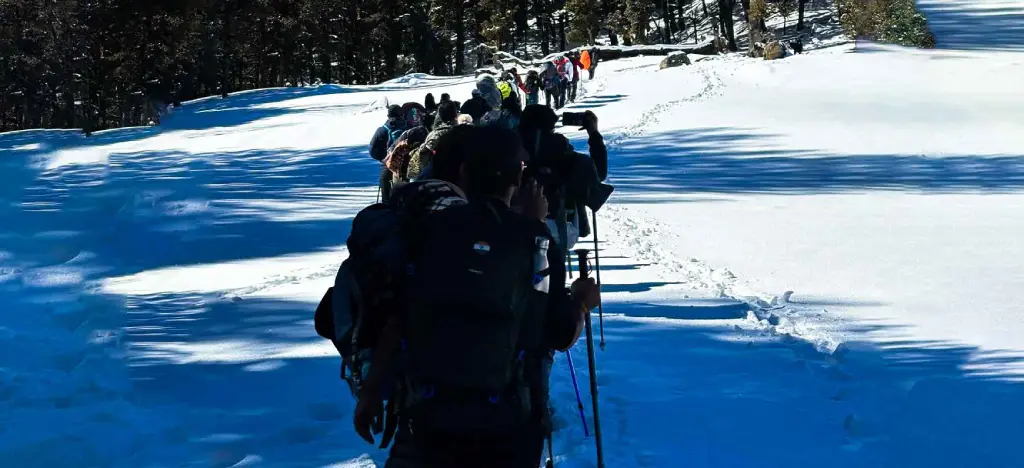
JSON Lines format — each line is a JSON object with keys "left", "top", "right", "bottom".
{"left": 2, "top": 0, "right": 921, "bottom": 134}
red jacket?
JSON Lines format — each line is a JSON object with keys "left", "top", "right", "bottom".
{"left": 570, "top": 57, "right": 583, "bottom": 80}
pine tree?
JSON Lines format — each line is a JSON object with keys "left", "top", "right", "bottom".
{"left": 566, "top": 0, "right": 600, "bottom": 45}
{"left": 624, "top": 0, "right": 652, "bottom": 45}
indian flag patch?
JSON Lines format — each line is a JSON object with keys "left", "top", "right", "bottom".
{"left": 473, "top": 241, "right": 491, "bottom": 254}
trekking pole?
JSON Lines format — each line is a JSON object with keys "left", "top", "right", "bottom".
{"left": 564, "top": 350, "right": 590, "bottom": 437}
{"left": 567, "top": 252, "right": 573, "bottom": 278}
{"left": 592, "top": 210, "right": 606, "bottom": 350}
{"left": 574, "top": 249, "right": 605, "bottom": 468}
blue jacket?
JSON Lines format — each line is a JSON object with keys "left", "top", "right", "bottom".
{"left": 369, "top": 118, "right": 405, "bottom": 162}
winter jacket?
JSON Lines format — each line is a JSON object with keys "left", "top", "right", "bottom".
{"left": 570, "top": 57, "right": 583, "bottom": 81}
{"left": 460, "top": 95, "right": 491, "bottom": 124}
{"left": 381, "top": 195, "right": 581, "bottom": 467}
{"left": 475, "top": 74, "right": 503, "bottom": 109}
{"left": 405, "top": 123, "right": 454, "bottom": 182}
{"left": 525, "top": 72, "right": 542, "bottom": 94}
{"left": 580, "top": 50, "right": 592, "bottom": 70}
{"left": 520, "top": 128, "right": 610, "bottom": 246}
{"left": 369, "top": 118, "right": 406, "bottom": 162}
{"left": 542, "top": 63, "right": 559, "bottom": 90}
{"left": 384, "top": 126, "right": 429, "bottom": 182}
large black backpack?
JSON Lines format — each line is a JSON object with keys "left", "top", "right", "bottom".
{"left": 314, "top": 180, "right": 469, "bottom": 397}
{"left": 401, "top": 200, "right": 544, "bottom": 417}
{"left": 314, "top": 203, "right": 410, "bottom": 396}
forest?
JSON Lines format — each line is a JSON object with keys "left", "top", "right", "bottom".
{"left": 0, "top": 0, "right": 928, "bottom": 133}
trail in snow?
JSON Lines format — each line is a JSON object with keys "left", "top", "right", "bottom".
{"left": 4, "top": 22, "right": 1024, "bottom": 467}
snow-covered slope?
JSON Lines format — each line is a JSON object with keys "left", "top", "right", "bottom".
{"left": 3, "top": 15, "right": 1024, "bottom": 467}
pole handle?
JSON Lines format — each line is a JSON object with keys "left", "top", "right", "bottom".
{"left": 575, "top": 249, "right": 591, "bottom": 279}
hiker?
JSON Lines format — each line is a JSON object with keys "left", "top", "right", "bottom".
{"left": 423, "top": 94, "right": 438, "bottom": 129}
{"left": 497, "top": 79, "right": 514, "bottom": 101}
{"left": 519, "top": 104, "right": 610, "bottom": 252}
{"left": 460, "top": 75, "right": 502, "bottom": 124}
{"left": 542, "top": 61, "right": 559, "bottom": 109}
{"left": 524, "top": 69, "right": 542, "bottom": 106}
{"left": 586, "top": 48, "right": 599, "bottom": 79}
{"left": 315, "top": 128, "right": 479, "bottom": 445}
{"left": 370, "top": 105, "right": 408, "bottom": 204}
{"left": 383, "top": 126, "right": 430, "bottom": 187}
{"left": 349, "top": 125, "right": 598, "bottom": 467}
{"left": 504, "top": 68, "right": 528, "bottom": 98}
{"left": 580, "top": 49, "right": 593, "bottom": 80}
{"left": 440, "top": 93, "right": 463, "bottom": 120}
{"left": 568, "top": 53, "right": 584, "bottom": 103}
{"left": 479, "top": 95, "right": 523, "bottom": 130}
{"left": 424, "top": 93, "right": 438, "bottom": 114}
{"left": 554, "top": 56, "right": 572, "bottom": 109}
{"left": 406, "top": 100, "right": 459, "bottom": 182}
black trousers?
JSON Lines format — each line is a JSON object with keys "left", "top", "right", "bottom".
{"left": 379, "top": 165, "right": 393, "bottom": 204}
{"left": 385, "top": 419, "right": 545, "bottom": 468}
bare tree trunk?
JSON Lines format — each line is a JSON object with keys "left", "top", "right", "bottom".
{"left": 718, "top": 0, "right": 738, "bottom": 51}
{"left": 797, "top": 0, "right": 807, "bottom": 31}
{"left": 662, "top": 0, "right": 674, "bottom": 42}
{"left": 455, "top": 1, "right": 466, "bottom": 74}
{"left": 559, "top": 12, "right": 567, "bottom": 50}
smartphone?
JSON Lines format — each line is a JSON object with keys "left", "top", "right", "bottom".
{"left": 562, "top": 111, "right": 586, "bottom": 127}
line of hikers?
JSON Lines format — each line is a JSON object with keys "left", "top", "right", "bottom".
{"left": 316, "top": 71, "right": 613, "bottom": 466}
{"left": 505, "top": 49, "right": 598, "bottom": 110}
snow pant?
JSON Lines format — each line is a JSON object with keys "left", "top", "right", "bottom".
{"left": 555, "top": 80, "right": 567, "bottom": 109}
{"left": 384, "top": 411, "right": 545, "bottom": 468}
{"left": 379, "top": 165, "right": 393, "bottom": 205}
{"left": 545, "top": 87, "right": 557, "bottom": 108}
{"left": 588, "top": 66, "right": 595, "bottom": 80}
{"left": 569, "top": 79, "right": 579, "bottom": 102}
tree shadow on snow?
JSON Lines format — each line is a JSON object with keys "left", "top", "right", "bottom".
{"left": 599, "top": 127, "right": 1024, "bottom": 201}
{"left": 116, "top": 293, "right": 379, "bottom": 466}
{"left": 0, "top": 137, "right": 383, "bottom": 464}
{"left": 548, "top": 301, "right": 1024, "bottom": 467}
{"left": 0, "top": 81, "right": 421, "bottom": 155}
{"left": 916, "top": 0, "right": 1024, "bottom": 52}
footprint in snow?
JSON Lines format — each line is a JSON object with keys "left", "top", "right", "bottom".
{"left": 307, "top": 402, "right": 346, "bottom": 422}
{"left": 281, "top": 423, "right": 328, "bottom": 444}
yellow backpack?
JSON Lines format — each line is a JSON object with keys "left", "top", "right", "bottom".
{"left": 497, "top": 81, "right": 512, "bottom": 100}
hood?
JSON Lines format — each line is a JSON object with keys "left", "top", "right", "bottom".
{"left": 475, "top": 75, "right": 503, "bottom": 109}
{"left": 392, "top": 179, "right": 468, "bottom": 214}
{"left": 479, "top": 109, "right": 520, "bottom": 131}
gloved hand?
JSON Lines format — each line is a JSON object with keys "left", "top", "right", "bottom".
{"left": 581, "top": 110, "right": 599, "bottom": 133}
{"left": 353, "top": 390, "right": 383, "bottom": 445}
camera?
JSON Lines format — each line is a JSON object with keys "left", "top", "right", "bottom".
{"left": 562, "top": 111, "right": 586, "bottom": 127}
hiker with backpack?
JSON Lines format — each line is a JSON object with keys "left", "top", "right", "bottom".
{"left": 568, "top": 53, "right": 584, "bottom": 103}
{"left": 582, "top": 48, "right": 598, "bottom": 79}
{"left": 461, "top": 74, "right": 503, "bottom": 124}
{"left": 478, "top": 95, "right": 523, "bottom": 131}
{"left": 383, "top": 126, "right": 430, "bottom": 187}
{"left": 524, "top": 69, "right": 542, "bottom": 106}
{"left": 542, "top": 61, "right": 559, "bottom": 109}
{"left": 335, "top": 126, "right": 599, "bottom": 467}
{"left": 406, "top": 100, "right": 459, "bottom": 182}
{"left": 370, "top": 105, "right": 409, "bottom": 204}
{"left": 557, "top": 55, "right": 574, "bottom": 108}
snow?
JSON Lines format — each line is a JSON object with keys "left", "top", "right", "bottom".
{"left": 3, "top": 9, "right": 1024, "bottom": 467}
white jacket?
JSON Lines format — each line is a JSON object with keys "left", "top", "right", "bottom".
{"left": 561, "top": 59, "right": 575, "bottom": 81}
